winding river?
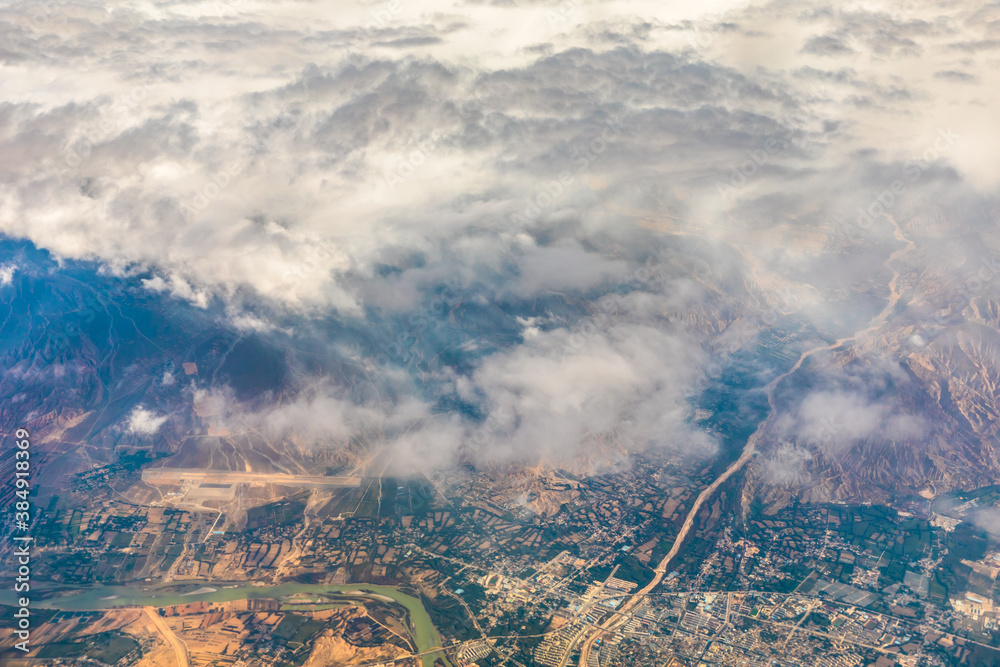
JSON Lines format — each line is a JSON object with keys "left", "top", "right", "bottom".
{"left": 1, "top": 581, "right": 450, "bottom": 667}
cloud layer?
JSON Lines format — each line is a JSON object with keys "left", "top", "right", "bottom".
{"left": 2, "top": 0, "right": 999, "bottom": 482}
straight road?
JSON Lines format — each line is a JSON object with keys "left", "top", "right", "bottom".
{"left": 144, "top": 606, "right": 189, "bottom": 667}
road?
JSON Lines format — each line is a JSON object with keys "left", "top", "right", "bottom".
{"left": 572, "top": 419, "right": 763, "bottom": 666}
{"left": 572, "top": 216, "right": 918, "bottom": 666}
{"left": 780, "top": 600, "right": 819, "bottom": 649}
{"left": 573, "top": 335, "right": 884, "bottom": 665}
{"left": 143, "top": 606, "right": 190, "bottom": 667}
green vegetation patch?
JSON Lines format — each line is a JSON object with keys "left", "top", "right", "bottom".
{"left": 246, "top": 500, "right": 306, "bottom": 530}
{"left": 37, "top": 632, "right": 138, "bottom": 664}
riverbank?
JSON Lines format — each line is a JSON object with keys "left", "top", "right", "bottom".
{"left": 0, "top": 580, "right": 452, "bottom": 667}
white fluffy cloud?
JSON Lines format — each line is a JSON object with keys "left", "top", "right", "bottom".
{"left": 2, "top": 0, "right": 997, "bottom": 473}
{"left": 1, "top": 0, "right": 995, "bottom": 314}
{"left": 780, "top": 389, "right": 926, "bottom": 454}
{"left": 464, "top": 322, "right": 716, "bottom": 465}
{"left": 127, "top": 406, "right": 168, "bottom": 434}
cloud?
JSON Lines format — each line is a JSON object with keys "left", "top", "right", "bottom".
{"left": 187, "top": 383, "right": 467, "bottom": 472}
{"left": 127, "top": 406, "right": 168, "bottom": 434}
{"left": 142, "top": 274, "right": 211, "bottom": 309}
{"left": 796, "top": 390, "right": 887, "bottom": 449}
{"left": 933, "top": 70, "right": 978, "bottom": 83}
{"left": 0, "top": 263, "right": 16, "bottom": 285}
{"left": 2, "top": 0, "right": 992, "bottom": 318}
{"left": 463, "top": 322, "right": 717, "bottom": 466}
{"left": 0, "top": 0, "right": 998, "bottom": 482}
{"left": 782, "top": 344, "right": 930, "bottom": 445}
{"left": 509, "top": 240, "right": 629, "bottom": 298}
{"left": 970, "top": 506, "right": 1000, "bottom": 537}
{"left": 763, "top": 442, "right": 812, "bottom": 486}
{"left": 802, "top": 34, "right": 854, "bottom": 56}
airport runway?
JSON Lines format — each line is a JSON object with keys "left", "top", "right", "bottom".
{"left": 142, "top": 468, "right": 363, "bottom": 487}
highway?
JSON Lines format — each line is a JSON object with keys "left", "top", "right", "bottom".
{"left": 144, "top": 606, "right": 190, "bottom": 667}
{"left": 571, "top": 430, "right": 760, "bottom": 667}
{"left": 572, "top": 215, "right": 919, "bottom": 667}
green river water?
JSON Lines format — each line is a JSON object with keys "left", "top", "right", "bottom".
{"left": 1, "top": 581, "right": 450, "bottom": 666}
